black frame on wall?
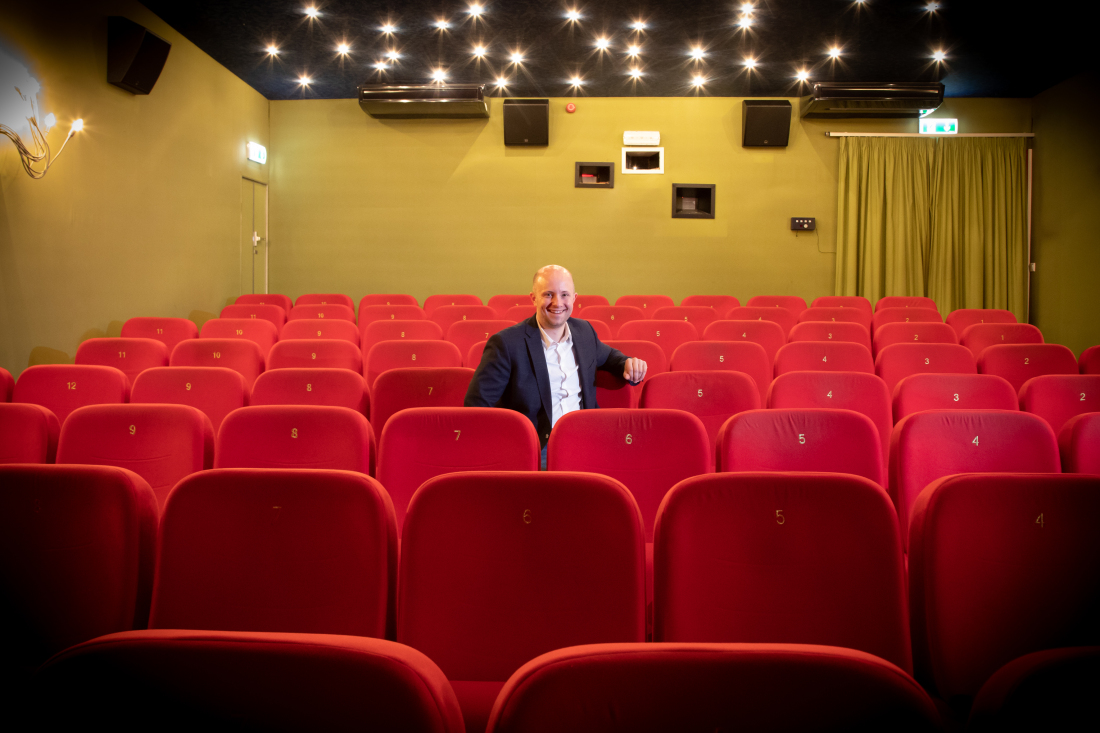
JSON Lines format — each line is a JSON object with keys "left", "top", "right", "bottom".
{"left": 672, "top": 184, "right": 716, "bottom": 219}
{"left": 575, "top": 162, "right": 615, "bottom": 188}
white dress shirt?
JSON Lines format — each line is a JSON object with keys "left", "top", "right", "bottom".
{"left": 539, "top": 321, "right": 583, "bottom": 427}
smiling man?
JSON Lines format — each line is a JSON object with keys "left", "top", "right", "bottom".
{"left": 465, "top": 265, "right": 647, "bottom": 469}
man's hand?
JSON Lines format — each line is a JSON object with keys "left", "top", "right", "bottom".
{"left": 623, "top": 357, "right": 648, "bottom": 384}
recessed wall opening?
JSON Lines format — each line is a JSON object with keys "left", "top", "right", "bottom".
{"left": 672, "top": 184, "right": 716, "bottom": 219}
{"left": 621, "top": 147, "right": 665, "bottom": 174}
{"left": 575, "top": 162, "right": 614, "bottom": 188}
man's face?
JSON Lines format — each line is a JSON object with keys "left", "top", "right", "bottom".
{"left": 531, "top": 271, "right": 575, "bottom": 330}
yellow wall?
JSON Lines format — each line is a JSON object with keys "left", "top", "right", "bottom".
{"left": 0, "top": 1, "right": 269, "bottom": 377}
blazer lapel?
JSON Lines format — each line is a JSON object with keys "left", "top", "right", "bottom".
{"left": 569, "top": 317, "right": 594, "bottom": 408}
{"left": 524, "top": 318, "right": 553, "bottom": 421}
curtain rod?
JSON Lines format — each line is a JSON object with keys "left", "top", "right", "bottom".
{"left": 825, "top": 132, "right": 1034, "bottom": 138}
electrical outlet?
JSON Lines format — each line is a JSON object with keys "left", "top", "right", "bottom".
{"left": 791, "top": 217, "right": 816, "bottom": 231}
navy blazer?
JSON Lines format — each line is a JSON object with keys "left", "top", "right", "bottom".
{"left": 464, "top": 316, "right": 631, "bottom": 446}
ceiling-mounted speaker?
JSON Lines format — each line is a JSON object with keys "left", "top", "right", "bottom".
{"left": 107, "top": 16, "right": 171, "bottom": 95}
{"left": 503, "top": 99, "right": 549, "bottom": 146}
{"left": 742, "top": 100, "right": 792, "bottom": 147}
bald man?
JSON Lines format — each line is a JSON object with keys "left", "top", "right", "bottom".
{"left": 465, "top": 265, "right": 647, "bottom": 468}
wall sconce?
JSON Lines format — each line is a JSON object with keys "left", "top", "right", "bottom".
{"left": 1, "top": 56, "right": 82, "bottom": 179}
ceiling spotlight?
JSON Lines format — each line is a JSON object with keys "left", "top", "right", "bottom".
{"left": 689, "top": 46, "right": 705, "bottom": 60}
{"left": 595, "top": 37, "right": 610, "bottom": 50}
{"left": 336, "top": 43, "right": 350, "bottom": 55}
{"left": 828, "top": 46, "right": 842, "bottom": 59}
{"left": 740, "top": 3, "right": 754, "bottom": 12}
{"left": 631, "top": 20, "right": 647, "bottom": 30}
{"left": 570, "top": 76, "right": 584, "bottom": 86}
{"left": 627, "top": 44, "right": 640, "bottom": 56}
{"left": 468, "top": 3, "right": 484, "bottom": 16}
{"left": 431, "top": 69, "right": 447, "bottom": 82}
{"left": 495, "top": 77, "right": 508, "bottom": 87}
{"left": 738, "top": 17, "right": 754, "bottom": 28}
{"left": 510, "top": 51, "right": 524, "bottom": 63}
{"left": 932, "top": 49, "right": 947, "bottom": 61}
{"left": 743, "top": 57, "right": 756, "bottom": 69}
{"left": 628, "top": 68, "right": 643, "bottom": 79}
{"left": 304, "top": 6, "right": 319, "bottom": 18}
{"left": 386, "top": 50, "right": 400, "bottom": 60}
{"left": 298, "top": 75, "right": 312, "bottom": 85}
{"left": 266, "top": 45, "right": 279, "bottom": 55}
{"left": 381, "top": 23, "right": 396, "bottom": 33}
{"left": 435, "top": 19, "right": 450, "bottom": 29}
{"left": 925, "top": 2, "right": 940, "bottom": 9}
{"left": 692, "top": 74, "right": 706, "bottom": 87}
{"left": 473, "top": 45, "right": 486, "bottom": 57}
{"left": 373, "top": 62, "right": 388, "bottom": 70}
{"left": 566, "top": 9, "right": 581, "bottom": 21}
{"left": 796, "top": 69, "right": 810, "bottom": 81}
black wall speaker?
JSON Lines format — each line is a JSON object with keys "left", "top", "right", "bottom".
{"left": 503, "top": 99, "right": 549, "bottom": 146}
{"left": 742, "top": 100, "right": 792, "bottom": 147}
{"left": 108, "top": 16, "right": 171, "bottom": 95}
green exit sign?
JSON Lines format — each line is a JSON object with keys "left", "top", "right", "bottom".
{"left": 919, "top": 118, "right": 958, "bottom": 135}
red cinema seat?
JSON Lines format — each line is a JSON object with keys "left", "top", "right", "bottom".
{"left": 359, "top": 304, "right": 428, "bottom": 332}
{"left": 1080, "top": 345, "right": 1100, "bottom": 374}
{"left": 617, "top": 320, "right": 699, "bottom": 361}
{"left": 150, "top": 469, "right": 396, "bottom": 638}
{"left": 131, "top": 367, "right": 247, "bottom": 436}
{"left": 788, "top": 321, "right": 871, "bottom": 352}
{"left": 430, "top": 305, "right": 498, "bottom": 332}
{"left": 812, "top": 295, "right": 873, "bottom": 317}
{"left": 979, "top": 343, "right": 1079, "bottom": 392}
{"left": 1, "top": 366, "right": 12, "bottom": 401}
{"left": 872, "top": 307, "right": 943, "bottom": 335}
{"left": 288, "top": 303, "right": 356, "bottom": 324}
{"left": 548, "top": 409, "right": 711, "bottom": 541}
{"left": 358, "top": 293, "right": 419, "bottom": 318}
{"left": 908, "top": 473, "right": 1100, "bottom": 703}
{"left": 654, "top": 473, "right": 910, "bottom": 670}
{"left": 774, "top": 341, "right": 875, "bottom": 378}
{"left": 467, "top": 341, "right": 487, "bottom": 369}
{"left": 488, "top": 294, "right": 532, "bottom": 318}
{"left": 75, "top": 337, "right": 169, "bottom": 387}
{"left": 361, "top": 319, "right": 443, "bottom": 354}
{"left": 652, "top": 305, "right": 721, "bottom": 334}
{"left": 875, "top": 343, "right": 977, "bottom": 394}
{"left": 615, "top": 294, "right": 675, "bottom": 317}
{"left": 266, "top": 339, "right": 362, "bottom": 372}
{"left": 503, "top": 305, "right": 535, "bottom": 323}
{"left": 377, "top": 407, "right": 539, "bottom": 531}
{"left": 875, "top": 295, "right": 938, "bottom": 312}
{"left": 595, "top": 340, "right": 668, "bottom": 409}
{"left": 670, "top": 341, "right": 771, "bottom": 405}
{"left": 873, "top": 321, "right": 958, "bottom": 357}
{"left": 370, "top": 368, "right": 474, "bottom": 435}
{"left": 295, "top": 293, "right": 354, "bottom": 309}
{"left": 216, "top": 405, "right": 373, "bottom": 474}
{"left": 365, "top": 340, "right": 463, "bottom": 391}
{"left": 0, "top": 404, "right": 59, "bottom": 463}
{"left": 57, "top": 404, "right": 213, "bottom": 512}
{"left": 717, "top": 409, "right": 884, "bottom": 485}
{"left": 571, "top": 294, "right": 610, "bottom": 313}
{"left": 0, "top": 464, "right": 157, "bottom": 672}
{"left": 171, "top": 338, "right": 264, "bottom": 390}
{"left": 945, "top": 308, "right": 1017, "bottom": 339}
{"left": 1019, "top": 374, "right": 1100, "bottom": 437}
{"left": 746, "top": 295, "right": 808, "bottom": 318}
{"left": 582, "top": 317, "right": 612, "bottom": 341}
{"left": 798, "top": 306, "right": 872, "bottom": 331}
{"left": 199, "top": 317, "right": 278, "bottom": 356}
{"left": 892, "top": 373, "right": 1019, "bottom": 423}
{"left": 251, "top": 368, "right": 370, "bottom": 417}
{"left": 1059, "top": 413, "right": 1100, "bottom": 473}
{"left": 445, "top": 320, "right": 514, "bottom": 363}
{"left": 35, "top": 630, "right": 463, "bottom": 733}
{"left": 13, "top": 364, "right": 129, "bottom": 426}
{"left": 219, "top": 303, "right": 286, "bottom": 328}
{"left": 579, "top": 306, "right": 647, "bottom": 338}
{"left": 121, "top": 317, "right": 198, "bottom": 354}
{"left": 890, "top": 411, "right": 1061, "bottom": 550}
{"left": 768, "top": 371, "right": 892, "bottom": 471}
{"left": 423, "top": 294, "right": 483, "bottom": 316}
{"left": 726, "top": 306, "right": 798, "bottom": 337}
{"left": 639, "top": 371, "right": 760, "bottom": 462}
{"left": 960, "top": 322, "right": 1044, "bottom": 359}
{"left": 487, "top": 643, "right": 938, "bottom": 733}
{"left": 703, "top": 319, "right": 786, "bottom": 364}
{"left": 279, "top": 317, "right": 359, "bottom": 345}
{"left": 236, "top": 292, "right": 293, "bottom": 314}
{"left": 680, "top": 294, "right": 740, "bottom": 318}
{"left": 398, "top": 471, "right": 646, "bottom": 733}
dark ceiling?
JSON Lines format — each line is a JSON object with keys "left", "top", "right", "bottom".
{"left": 139, "top": 1, "right": 1087, "bottom": 100}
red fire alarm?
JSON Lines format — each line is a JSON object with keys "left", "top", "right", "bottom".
{"left": 565, "top": 103, "right": 576, "bottom": 113}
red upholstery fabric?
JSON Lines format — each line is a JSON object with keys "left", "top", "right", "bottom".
{"left": 873, "top": 321, "right": 959, "bottom": 357}
{"left": 219, "top": 303, "right": 286, "bottom": 328}
{"left": 768, "top": 371, "right": 892, "bottom": 471}
{"left": 279, "top": 317, "right": 360, "bottom": 344}
{"left": 574, "top": 305, "right": 646, "bottom": 337}
{"left": 890, "top": 411, "right": 1061, "bottom": 551}
{"left": 960, "top": 322, "right": 1044, "bottom": 359}
{"left": 875, "top": 295, "right": 938, "bottom": 312}
{"left": 875, "top": 342, "right": 977, "bottom": 393}
{"left": 652, "top": 305, "right": 721, "bottom": 333}
{"left": 788, "top": 321, "right": 872, "bottom": 352}
{"left": 571, "top": 294, "right": 610, "bottom": 313}
{"left": 361, "top": 319, "right": 443, "bottom": 354}
{"left": 680, "top": 294, "right": 740, "bottom": 317}
{"left": 798, "top": 305, "right": 872, "bottom": 331}
{"left": 812, "top": 295, "right": 873, "bottom": 316}
{"left": 35, "top": 629, "right": 464, "bottom": 732}
{"left": 430, "top": 305, "right": 498, "bottom": 332}
{"left": 266, "top": 338, "right": 363, "bottom": 372}
{"left": 872, "top": 307, "right": 943, "bottom": 334}
{"left": 1019, "top": 374, "right": 1100, "bottom": 436}
{"left": 288, "top": 303, "right": 357, "bottom": 323}
{"left": 908, "top": 473, "right": 1100, "bottom": 700}
{"left": 370, "top": 367, "right": 474, "bottom": 435}
{"left": 295, "top": 293, "right": 354, "bottom": 309}
{"left": 979, "top": 343, "right": 1079, "bottom": 392}
{"left": 467, "top": 340, "right": 488, "bottom": 369}
{"left": 235, "top": 292, "right": 293, "bottom": 314}
{"left": 1058, "top": 413, "right": 1100, "bottom": 473}
{"left": 669, "top": 340, "right": 772, "bottom": 405}
{"left": 639, "top": 371, "right": 761, "bottom": 462}
{"left": 654, "top": 473, "right": 910, "bottom": 670}
{"left": 945, "top": 308, "right": 1017, "bottom": 339}
{"left": 131, "top": 366, "right": 247, "bottom": 435}
{"left": 445, "top": 320, "right": 515, "bottom": 362}
{"left": 75, "top": 337, "right": 169, "bottom": 387}
{"left": 1080, "top": 345, "right": 1100, "bottom": 374}
{"left": 617, "top": 319, "right": 700, "bottom": 361}
{"left": 726, "top": 306, "right": 798, "bottom": 337}
{"left": 199, "top": 317, "right": 278, "bottom": 356}
{"left": 745, "top": 295, "right": 808, "bottom": 317}
{"left": 717, "top": 408, "right": 884, "bottom": 484}
{"left": 378, "top": 407, "right": 539, "bottom": 532}
{"left": 891, "top": 373, "right": 1018, "bottom": 423}
{"left": 170, "top": 338, "right": 265, "bottom": 389}
{"left": 503, "top": 305, "right": 535, "bottom": 322}
{"left": 250, "top": 367, "right": 370, "bottom": 417}
{"left": 150, "top": 469, "right": 396, "bottom": 638}
{"left": 703, "top": 319, "right": 786, "bottom": 363}
{"left": 0, "top": 403, "right": 59, "bottom": 463}
{"left": 596, "top": 340, "right": 668, "bottom": 409}
{"left": 548, "top": 409, "right": 711, "bottom": 541}
{"left": 359, "top": 293, "right": 420, "bottom": 316}
{"left": 398, "top": 471, "right": 646, "bottom": 733}
{"left": 121, "top": 316, "right": 198, "bottom": 354}
{"left": 359, "top": 304, "right": 428, "bottom": 331}
{"left": 583, "top": 317, "right": 612, "bottom": 341}
{"left": 365, "top": 340, "right": 464, "bottom": 390}
{"left": 423, "top": 294, "right": 484, "bottom": 316}
{"left": 488, "top": 294, "right": 532, "bottom": 318}
{"left": 488, "top": 642, "right": 938, "bottom": 733}
{"left": 215, "top": 405, "right": 373, "bottom": 474}
{"left": 57, "top": 404, "right": 214, "bottom": 512}
{"left": 13, "top": 364, "right": 129, "bottom": 425}
{"left": 615, "top": 294, "right": 675, "bottom": 316}
{"left": 1, "top": 366, "right": 12, "bottom": 401}
{"left": 0, "top": 465, "right": 157, "bottom": 670}
{"left": 774, "top": 341, "right": 875, "bottom": 377}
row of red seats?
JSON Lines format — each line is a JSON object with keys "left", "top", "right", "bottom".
{"left": 6, "top": 465, "right": 1097, "bottom": 730}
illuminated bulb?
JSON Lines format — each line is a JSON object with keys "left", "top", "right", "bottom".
{"left": 510, "top": 52, "right": 524, "bottom": 63}
{"left": 266, "top": 45, "right": 279, "bottom": 55}
{"left": 336, "top": 43, "right": 350, "bottom": 54}
{"left": 473, "top": 45, "right": 486, "bottom": 57}
{"left": 932, "top": 50, "right": 947, "bottom": 61}
{"left": 627, "top": 44, "right": 640, "bottom": 56}
{"left": 495, "top": 77, "right": 508, "bottom": 87}
{"left": 436, "top": 20, "right": 450, "bottom": 29}
{"left": 828, "top": 47, "right": 842, "bottom": 59}
{"left": 628, "top": 68, "right": 642, "bottom": 79}
{"left": 739, "top": 17, "right": 753, "bottom": 28}
{"left": 692, "top": 74, "right": 706, "bottom": 87}
{"left": 690, "top": 47, "right": 705, "bottom": 60}
{"left": 43, "top": 113, "right": 56, "bottom": 130}
{"left": 566, "top": 10, "right": 581, "bottom": 21}
{"left": 381, "top": 24, "right": 396, "bottom": 33}
{"left": 304, "top": 6, "right": 319, "bottom": 18}
{"left": 926, "top": 2, "right": 939, "bottom": 9}
{"left": 374, "top": 62, "right": 388, "bottom": 70}
{"left": 740, "top": 3, "right": 754, "bottom": 13}
{"left": 431, "top": 69, "right": 447, "bottom": 82}
{"left": 796, "top": 69, "right": 810, "bottom": 81}
{"left": 743, "top": 57, "right": 756, "bottom": 69}
{"left": 298, "top": 76, "right": 312, "bottom": 85}
{"left": 468, "top": 3, "right": 483, "bottom": 16}
{"left": 631, "top": 21, "right": 646, "bottom": 30}
{"left": 386, "top": 50, "right": 399, "bottom": 60}
{"left": 69, "top": 118, "right": 83, "bottom": 133}
{"left": 595, "top": 37, "right": 610, "bottom": 50}
{"left": 570, "top": 76, "right": 584, "bottom": 86}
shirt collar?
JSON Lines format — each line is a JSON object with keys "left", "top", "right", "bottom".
{"left": 538, "top": 320, "right": 572, "bottom": 349}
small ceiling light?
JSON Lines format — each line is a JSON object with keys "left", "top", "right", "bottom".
{"left": 431, "top": 69, "right": 447, "bottom": 82}
{"left": 690, "top": 46, "right": 705, "bottom": 60}
{"left": 473, "top": 45, "right": 486, "bottom": 57}
{"left": 570, "top": 76, "right": 584, "bottom": 86}
{"left": 336, "top": 43, "right": 350, "bottom": 55}
{"left": 495, "top": 77, "right": 508, "bottom": 87}
{"left": 796, "top": 69, "right": 810, "bottom": 81}
{"left": 743, "top": 57, "right": 756, "bottom": 69}
{"left": 631, "top": 20, "right": 647, "bottom": 30}
{"left": 738, "top": 17, "right": 754, "bottom": 28}
{"left": 740, "top": 3, "right": 754, "bottom": 13}
{"left": 435, "top": 19, "right": 450, "bottom": 29}
{"left": 692, "top": 74, "right": 706, "bottom": 87}
{"left": 628, "top": 68, "right": 642, "bottom": 79}
{"left": 298, "top": 75, "right": 312, "bottom": 85}
{"left": 828, "top": 46, "right": 842, "bottom": 59}
{"left": 932, "top": 49, "right": 947, "bottom": 61}
{"left": 468, "top": 3, "right": 484, "bottom": 16}
{"left": 386, "top": 50, "right": 399, "bottom": 60}
{"left": 627, "top": 44, "right": 640, "bottom": 56}
{"left": 266, "top": 45, "right": 279, "bottom": 55}
{"left": 925, "top": 2, "right": 940, "bottom": 9}
{"left": 381, "top": 23, "right": 396, "bottom": 33}
{"left": 304, "top": 6, "right": 319, "bottom": 18}
{"left": 510, "top": 51, "right": 524, "bottom": 63}
{"left": 373, "top": 62, "right": 388, "bottom": 70}
{"left": 566, "top": 10, "right": 581, "bottom": 21}
{"left": 595, "top": 37, "right": 610, "bottom": 50}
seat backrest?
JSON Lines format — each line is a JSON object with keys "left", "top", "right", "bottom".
{"left": 615, "top": 294, "right": 675, "bottom": 316}
{"left": 669, "top": 340, "right": 771, "bottom": 405}
{"left": 430, "top": 304, "right": 498, "bottom": 332}
{"left": 358, "top": 293, "right": 419, "bottom": 318}
{"left": 680, "top": 294, "right": 740, "bottom": 318}
{"left": 890, "top": 410, "right": 1061, "bottom": 550}
{"left": 639, "top": 371, "right": 760, "bottom": 462}
{"left": 487, "top": 294, "right": 532, "bottom": 318}
{"left": 199, "top": 317, "right": 278, "bottom": 356}
{"left": 369, "top": 368, "right": 474, "bottom": 436}
{"left": 235, "top": 293, "right": 293, "bottom": 314}
{"left": 1058, "top": 413, "right": 1100, "bottom": 473}
{"left": 1019, "top": 374, "right": 1100, "bottom": 437}
{"left": 596, "top": 340, "right": 669, "bottom": 409}
{"left": 0, "top": 403, "right": 59, "bottom": 464}
{"left": 219, "top": 303, "right": 286, "bottom": 328}
{"left": 503, "top": 305, "right": 535, "bottom": 323}
{"left": 774, "top": 341, "right": 874, "bottom": 378}
{"left": 279, "top": 317, "right": 360, "bottom": 345}
{"left": 873, "top": 321, "right": 958, "bottom": 358}
{"left": 945, "top": 308, "right": 1017, "bottom": 339}
{"left": 745, "top": 295, "right": 808, "bottom": 317}
{"left": 364, "top": 340, "right": 464, "bottom": 391}
{"left": 798, "top": 306, "right": 872, "bottom": 330}
{"left": 652, "top": 306, "right": 720, "bottom": 334}
{"left": 875, "top": 295, "right": 938, "bottom": 312}
{"left": 1080, "top": 345, "right": 1100, "bottom": 374}
{"left": 359, "top": 304, "right": 428, "bottom": 330}
{"left": 1, "top": 366, "right": 12, "bottom": 401}
{"left": 872, "top": 307, "right": 943, "bottom": 334}
{"left": 295, "top": 293, "right": 354, "bottom": 309}
{"left": 0, "top": 464, "right": 157, "bottom": 668}
{"left": 891, "top": 373, "right": 1018, "bottom": 423}
{"left": 266, "top": 339, "right": 363, "bottom": 372}
{"left": 617, "top": 320, "right": 699, "bottom": 361}
{"left": 727, "top": 306, "right": 798, "bottom": 337}
{"left": 361, "top": 319, "right": 442, "bottom": 354}
{"left": 215, "top": 405, "right": 373, "bottom": 474}
{"left": 423, "top": 294, "right": 483, "bottom": 316}
{"left": 131, "top": 366, "right": 247, "bottom": 435}
{"left": 788, "top": 321, "right": 871, "bottom": 352}
{"left": 979, "top": 343, "right": 1079, "bottom": 392}
{"left": 571, "top": 294, "right": 610, "bottom": 313}
{"left": 703, "top": 319, "right": 786, "bottom": 363}
{"left": 960, "top": 322, "right": 1044, "bottom": 359}
{"left": 875, "top": 343, "right": 977, "bottom": 394}
{"left": 466, "top": 340, "right": 488, "bottom": 369}
{"left": 151, "top": 469, "right": 396, "bottom": 638}
{"left": 569, "top": 305, "right": 646, "bottom": 338}
{"left": 288, "top": 303, "right": 357, "bottom": 324}
{"left": 13, "top": 364, "right": 129, "bottom": 425}
{"left": 908, "top": 473, "right": 1100, "bottom": 700}
{"left": 75, "top": 337, "right": 170, "bottom": 386}
{"left": 548, "top": 409, "right": 711, "bottom": 541}
{"left": 582, "top": 317, "right": 612, "bottom": 341}
{"left": 250, "top": 368, "right": 370, "bottom": 417}
{"left": 445, "top": 320, "right": 514, "bottom": 363}
{"left": 654, "top": 473, "right": 910, "bottom": 670}
{"left": 811, "top": 295, "right": 873, "bottom": 316}
{"left": 378, "top": 407, "right": 539, "bottom": 532}
{"left": 121, "top": 317, "right": 198, "bottom": 354}
{"left": 170, "top": 338, "right": 265, "bottom": 389}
